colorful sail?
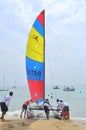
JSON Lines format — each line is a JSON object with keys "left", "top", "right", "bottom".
{"left": 26, "top": 10, "right": 45, "bottom": 103}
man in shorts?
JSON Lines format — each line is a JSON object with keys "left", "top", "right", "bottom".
{"left": 0, "top": 91, "right": 13, "bottom": 121}
{"left": 20, "top": 99, "right": 33, "bottom": 118}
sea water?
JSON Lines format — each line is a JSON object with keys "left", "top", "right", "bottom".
{"left": 46, "top": 84, "right": 86, "bottom": 120}
{"left": 0, "top": 84, "right": 86, "bottom": 120}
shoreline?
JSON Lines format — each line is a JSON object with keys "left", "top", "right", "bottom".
{"left": 0, "top": 117, "right": 86, "bottom": 130}
{"left": 1, "top": 110, "right": 86, "bottom": 120}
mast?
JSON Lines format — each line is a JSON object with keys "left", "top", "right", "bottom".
{"left": 44, "top": 10, "right": 45, "bottom": 100}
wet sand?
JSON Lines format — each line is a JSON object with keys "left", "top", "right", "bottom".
{"left": 0, "top": 118, "right": 86, "bottom": 130}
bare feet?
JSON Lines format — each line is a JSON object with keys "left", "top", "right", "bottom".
{"left": 0, "top": 118, "right": 5, "bottom": 122}
{"left": 1, "top": 119, "right": 5, "bottom": 122}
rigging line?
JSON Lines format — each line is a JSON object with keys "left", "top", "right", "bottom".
{"left": 45, "top": 44, "right": 55, "bottom": 86}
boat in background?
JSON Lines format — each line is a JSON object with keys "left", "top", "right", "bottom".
{"left": 12, "top": 86, "right": 16, "bottom": 89}
{"left": 12, "top": 81, "right": 16, "bottom": 89}
{"left": 53, "top": 86, "right": 60, "bottom": 89}
{"left": 63, "top": 86, "right": 75, "bottom": 91}
{"left": 0, "top": 88, "right": 9, "bottom": 91}
{"left": 0, "top": 76, "right": 9, "bottom": 91}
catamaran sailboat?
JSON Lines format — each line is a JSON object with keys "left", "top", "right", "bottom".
{"left": 0, "top": 76, "right": 9, "bottom": 91}
{"left": 25, "top": 10, "right": 61, "bottom": 119}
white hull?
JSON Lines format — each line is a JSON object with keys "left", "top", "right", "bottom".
{"left": 63, "top": 86, "right": 75, "bottom": 91}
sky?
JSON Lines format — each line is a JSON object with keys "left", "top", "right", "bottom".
{"left": 0, "top": 0, "right": 86, "bottom": 88}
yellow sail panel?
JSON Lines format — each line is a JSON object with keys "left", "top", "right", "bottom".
{"left": 26, "top": 27, "right": 44, "bottom": 62}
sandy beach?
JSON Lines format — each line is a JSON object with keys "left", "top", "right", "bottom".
{"left": 0, "top": 118, "right": 86, "bottom": 130}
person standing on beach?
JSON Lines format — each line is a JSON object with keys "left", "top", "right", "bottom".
{"left": 20, "top": 99, "right": 33, "bottom": 118}
{"left": 42, "top": 99, "right": 52, "bottom": 119}
{"left": 59, "top": 100, "right": 70, "bottom": 119}
{"left": 0, "top": 91, "right": 13, "bottom": 121}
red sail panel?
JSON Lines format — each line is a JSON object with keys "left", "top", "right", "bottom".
{"left": 27, "top": 80, "right": 44, "bottom": 102}
{"left": 37, "top": 11, "right": 44, "bottom": 26}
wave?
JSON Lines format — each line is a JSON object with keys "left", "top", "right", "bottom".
{"left": 0, "top": 109, "right": 86, "bottom": 120}
{"left": 0, "top": 110, "right": 21, "bottom": 119}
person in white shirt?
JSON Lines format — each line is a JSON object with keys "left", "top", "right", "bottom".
{"left": 0, "top": 91, "right": 13, "bottom": 121}
{"left": 60, "top": 100, "right": 69, "bottom": 119}
{"left": 60, "top": 100, "right": 69, "bottom": 111}
{"left": 56, "top": 99, "right": 62, "bottom": 111}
